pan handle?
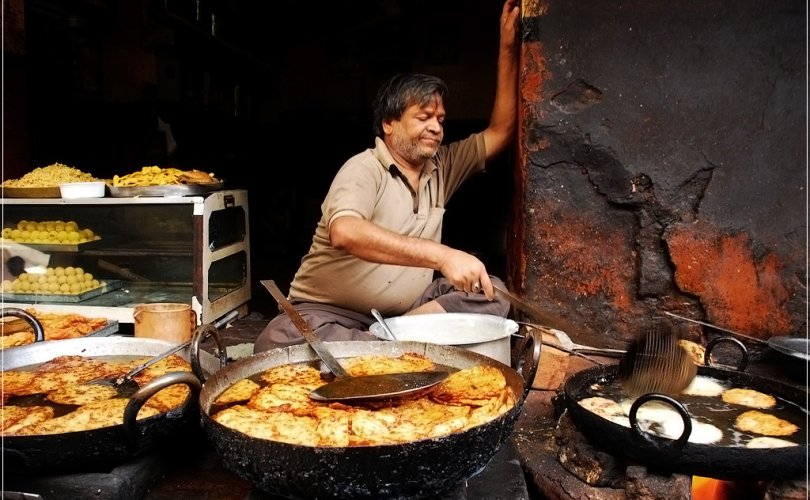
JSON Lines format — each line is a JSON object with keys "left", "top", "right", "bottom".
{"left": 628, "top": 393, "right": 692, "bottom": 450}
{"left": 123, "top": 371, "right": 202, "bottom": 445}
{"left": 705, "top": 336, "right": 749, "bottom": 371}
{"left": 514, "top": 329, "right": 541, "bottom": 398}
{"left": 1, "top": 307, "right": 44, "bottom": 343}
{"left": 190, "top": 311, "right": 237, "bottom": 383}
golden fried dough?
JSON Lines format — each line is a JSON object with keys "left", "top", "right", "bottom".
{"left": 17, "top": 398, "right": 160, "bottom": 435}
{"left": 248, "top": 383, "right": 318, "bottom": 413}
{"left": 2, "top": 405, "right": 54, "bottom": 435}
{"left": 678, "top": 339, "right": 710, "bottom": 365}
{"left": 735, "top": 410, "right": 799, "bottom": 436}
{"left": 211, "top": 357, "right": 516, "bottom": 447}
{"left": 131, "top": 355, "right": 191, "bottom": 386}
{"left": 47, "top": 383, "right": 118, "bottom": 406}
{"left": 2, "top": 370, "right": 39, "bottom": 396}
{"left": 213, "top": 405, "right": 319, "bottom": 445}
{"left": 144, "top": 385, "right": 191, "bottom": 413}
{"left": 430, "top": 365, "right": 507, "bottom": 406}
{"left": 722, "top": 388, "right": 777, "bottom": 409}
{"left": 215, "top": 378, "right": 261, "bottom": 405}
{"left": 258, "top": 364, "right": 323, "bottom": 388}
{"left": 343, "top": 352, "right": 436, "bottom": 376}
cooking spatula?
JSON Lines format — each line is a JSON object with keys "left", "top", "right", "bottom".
{"left": 261, "top": 280, "right": 449, "bottom": 404}
{"left": 617, "top": 322, "right": 697, "bottom": 396}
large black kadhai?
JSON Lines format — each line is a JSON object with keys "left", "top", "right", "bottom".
{"left": 2, "top": 326, "right": 227, "bottom": 474}
{"left": 564, "top": 355, "right": 808, "bottom": 480}
{"left": 197, "top": 336, "right": 540, "bottom": 499}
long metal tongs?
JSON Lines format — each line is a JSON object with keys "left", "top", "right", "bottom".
{"left": 492, "top": 284, "right": 624, "bottom": 359}
{"left": 663, "top": 311, "right": 769, "bottom": 346}
{"left": 85, "top": 309, "right": 239, "bottom": 391}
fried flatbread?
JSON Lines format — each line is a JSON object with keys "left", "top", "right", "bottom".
{"left": 735, "top": 410, "right": 799, "bottom": 436}
{"left": 47, "top": 383, "right": 118, "bottom": 406}
{"left": 213, "top": 404, "right": 319, "bottom": 445}
{"left": 16, "top": 398, "right": 160, "bottom": 435}
{"left": 2, "top": 370, "right": 39, "bottom": 396}
{"left": 722, "top": 388, "right": 777, "bottom": 409}
{"left": 211, "top": 358, "right": 516, "bottom": 448}
{"left": 258, "top": 364, "right": 323, "bottom": 388}
{"left": 131, "top": 355, "right": 191, "bottom": 386}
{"left": 248, "top": 383, "right": 318, "bottom": 413}
{"left": 29, "top": 355, "right": 116, "bottom": 394}
{"left": 2, "top": 405, "right": 54, "bottom": 435}
{"left": 215, "top": 378, "right": 261, "bottom": 405}
{"left": 430, "top": 365, "right": 507, "bottom": 406}
{"left": 343, "top": 352, "right": 436, "bottom": 376}
{"left": 144, "top": 385, "right": 191, "bottom": 413}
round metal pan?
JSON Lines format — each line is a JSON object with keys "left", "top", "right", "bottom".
{"left": 198, "top": 336, "right": 540, "bottom": 499}
{"left": 563, "top": 363, "right": 808, "bottom": 480}
{"left": 3, "top": 335, "right": 224, "bottom": 474}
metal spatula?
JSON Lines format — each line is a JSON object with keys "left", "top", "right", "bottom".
{"left": 262, "top": 280, "right": 449, "bottom": 404}
{"left": 617, "top": 322, "right": 697, "bottom": 396}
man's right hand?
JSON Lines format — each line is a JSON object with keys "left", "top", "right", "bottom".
{"left": 438, "top": 248, "right": 495, "bottom": 300}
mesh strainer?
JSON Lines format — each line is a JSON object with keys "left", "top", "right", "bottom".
{"left": 617, "top": 322, "right": 697, "bottom": 396}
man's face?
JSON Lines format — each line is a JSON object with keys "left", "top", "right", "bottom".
{"left": 384, "top": 95, "right": 445, "bottom": 166}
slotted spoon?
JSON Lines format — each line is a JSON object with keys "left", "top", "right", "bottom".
{"left": 617, "top": 322, "right": 697, "bottom": 396}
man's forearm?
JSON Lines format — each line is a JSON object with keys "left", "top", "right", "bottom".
{"left": 330, "top": 217, "right": 449, "bottom": 271}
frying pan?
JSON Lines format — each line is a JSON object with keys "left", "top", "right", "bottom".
{"left": 2, "top": 331, "right": 227, "bottom": 474}
{"left": 197, "top": 335, "right": 540, "bottom": 499}
{"left": 563, "top": 360, "right": 808, "bottom": 479}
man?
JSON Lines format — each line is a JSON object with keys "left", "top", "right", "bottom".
{"left": 255, "top": 0, "right": 520, "bottom": 352}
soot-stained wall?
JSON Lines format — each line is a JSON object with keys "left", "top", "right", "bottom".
{"left": 511, "top": 0, "right": 806, "bottom": 344}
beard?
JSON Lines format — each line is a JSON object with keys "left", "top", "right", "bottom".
{"left": 391, "top": 132, "right": 441, "bottom": 165}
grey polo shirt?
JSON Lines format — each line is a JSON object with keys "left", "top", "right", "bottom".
{"left": 288, "top": 132, "right": 486, "bottom": 316}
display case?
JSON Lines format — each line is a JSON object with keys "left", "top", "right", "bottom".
{"left": 0, "top": 190, "right": 250, "bottom": 325}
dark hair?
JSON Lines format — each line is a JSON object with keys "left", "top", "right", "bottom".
{"left": 371, "top": 73, "right": 448, "bottom": 138}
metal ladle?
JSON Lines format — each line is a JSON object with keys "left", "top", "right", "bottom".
{"left": 370, "top": 308, "right": 397, "bottom": 340}
{"left": 262, "top": 280, "right": 449, "bottom": 404}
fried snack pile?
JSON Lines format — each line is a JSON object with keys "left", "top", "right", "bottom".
{"left": 111, "top": 166, "right": 218, "bottom": 187}
{"left": 2, "top": 163, "right": 101, "bottom": 187}
{"left": 211, "top": 353, "right": 515, "bottom": 447}
{"left": 0, "top": 308, "right": 108, "bottom": 350}
{"left": 1, "top": 266, "right": 105, "bottom": 297}
{"left": 2, "top": 219, "right": 100, "bottom": 245}
{"left": 1, "top": 354, "right": 192, "bottom": 435}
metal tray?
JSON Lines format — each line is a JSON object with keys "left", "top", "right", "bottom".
{"left": 1, "top": 186, "right": 62, "bottom": 198}
{"left": 86, "top": 319, "right": 120, "bottom": 337}
{"left": 108, "top": 182, "right": 224, "bottom": 198}
{"left": 1, "top": 279, "right": 123, "bottom": 303}
{"left": 13, "top": 239, "right": 103, "bottom": 253}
